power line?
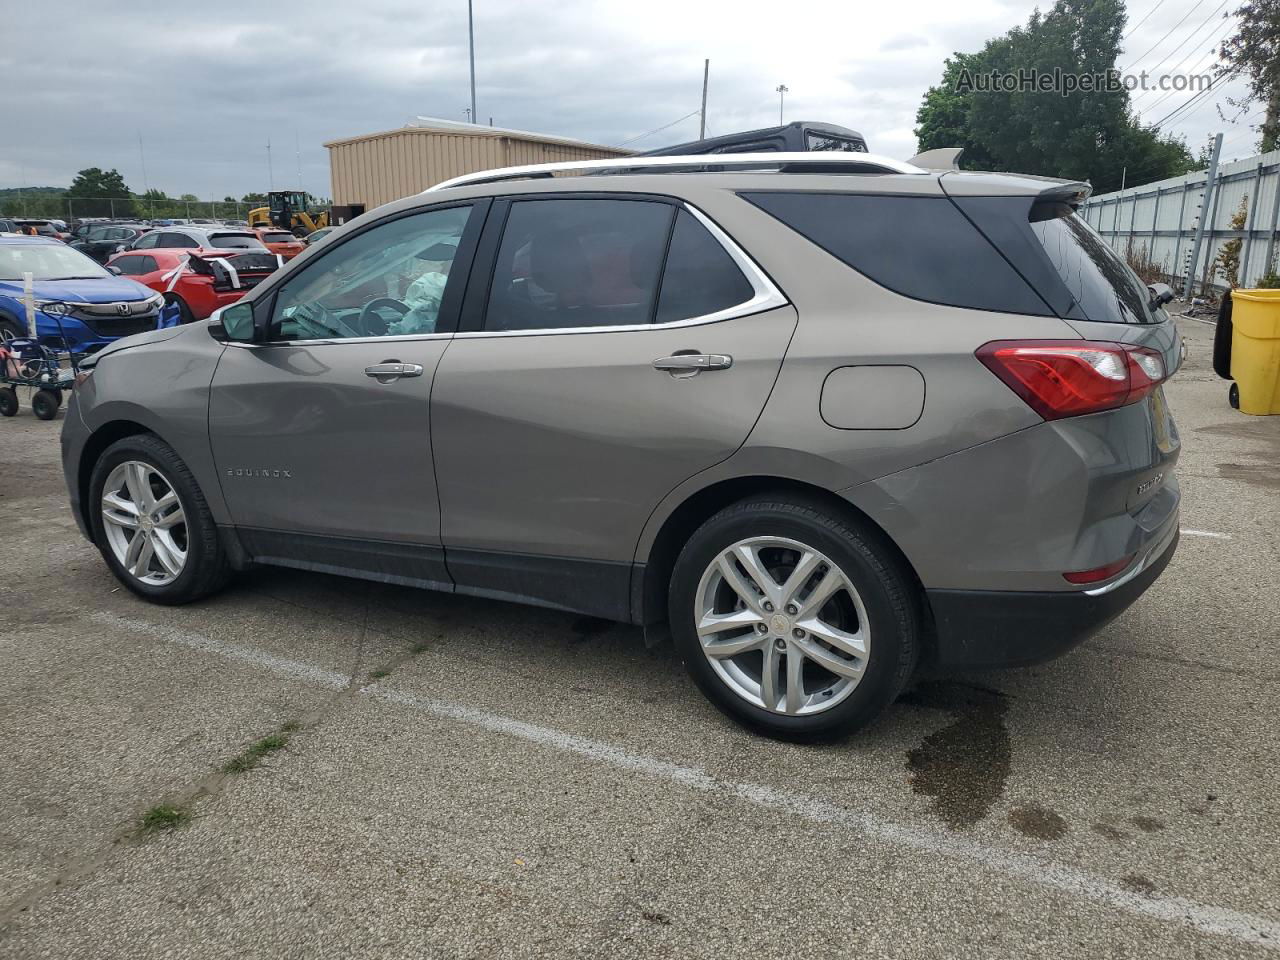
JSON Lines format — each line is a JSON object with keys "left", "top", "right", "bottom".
{"left": 617, "top": 109, "right": 701, "bottom": 147}
{"left": 1132, "top": 17, "right": 1232, "bottom": 112}
{"left": 1135, "top": 0, "right": 1229, "bottom": 77}
{"left": 1124, "top": 0, "right": 1211, "bottom": 71}
{"left": 1124, "top": 0, "right": 1170, "bottom": 39}
{"left": 1149, "top": 70, "right": 1234, "bottom": 128}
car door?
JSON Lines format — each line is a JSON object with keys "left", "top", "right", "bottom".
{"left": 431, "top": 194, "right": 797, "bottom": 618}
{"left": 208, "top": 199, "right": 487, "bottom": 588}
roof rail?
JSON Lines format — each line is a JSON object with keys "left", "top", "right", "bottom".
{"left": 424, "top": 152, "right": 928, "bottom": 192}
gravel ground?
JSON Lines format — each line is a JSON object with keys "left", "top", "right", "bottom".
{"left": 0, "top": 316, "right": 1277, "bottom": 959}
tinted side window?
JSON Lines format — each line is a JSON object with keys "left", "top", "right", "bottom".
{"left": 485, "top": 199, "right": 674, "bottom": 331}
{"left": 136, "top": 255, "right": 158, "bottom": 274}
{"left": 270, "top": 205, "right": 472, "bottom": 341}
{"left": 159, "top": 233, "right": 193, "bottom": 248}
{"left": 132, "top": 232, "right": 159, "bottom": 249}
{"left": 112, "top": 255, "right": 144, "bottom": 275}
{"left": 655, "top": 210, "right": 754, "bottom": 323}
{"left": 741, "top": 192, "right": 1051, "bottom": 316}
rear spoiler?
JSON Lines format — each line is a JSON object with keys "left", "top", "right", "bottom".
{"left": 1036, "top": 181, "right": 1093, "bottom": 208}
{"left": 165, "top": 252, "right": 284, "bottom": 294}
{"left": 908, "top": 147, "right": 964, "bottom": 170}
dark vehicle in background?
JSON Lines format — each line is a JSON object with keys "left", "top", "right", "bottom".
{"left": 641, "top": 121, "right": 869, "bottom": 157}
{"left": 124, "top": 226, "right": 267, "bottom": 254}
{"left": 71, "top": 223, "right": 153, "bottom": 263}
{"left": 0, "top": 218, "right": 17, "bottom": 234}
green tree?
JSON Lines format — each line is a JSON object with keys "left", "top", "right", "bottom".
{"left": 66, "top": 168, "right": 134, "bottom": 217}
{"left": 241, "top": 192, "right": 268, "bottom": 206}
{"left": 1219, "top": 0, "right": 1280, "bottom": 152}
{"left": 915, "top": 0, "right": 1196, "bottom": 192}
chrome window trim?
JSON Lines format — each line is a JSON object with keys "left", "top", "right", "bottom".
{"left": 235, "top": 200, "right": 787, "bottom": 347}
{"left": 456, "top": 201, "right": 788, "bottom": 340}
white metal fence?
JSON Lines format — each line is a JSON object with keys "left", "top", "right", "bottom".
{"left": 1081, "top": 148, "right": 1280, "bottom": 293}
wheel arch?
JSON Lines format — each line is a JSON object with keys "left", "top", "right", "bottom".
{"left": 635, "top": 474, "right": 932, "bottom": 654}
{"left": 77, "top": 420, "right": 157, "bottom": 538}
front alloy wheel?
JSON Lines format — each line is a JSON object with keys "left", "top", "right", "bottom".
{"left": 100, "top": 460, "right": 188, "bottom": 585}
{"left": 696, "top": 537, "right": 870, "bottom": 716}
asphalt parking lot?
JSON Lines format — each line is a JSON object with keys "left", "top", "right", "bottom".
{"left": 1, "top": 316, "right": 1277, "bottom": 959}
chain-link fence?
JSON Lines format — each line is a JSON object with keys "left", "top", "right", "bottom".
{"left": 1081, "top": 147, "right": 1280, "bottom": 295}
{"left": 0, "top": 195, "right": 258, "bottom": 222}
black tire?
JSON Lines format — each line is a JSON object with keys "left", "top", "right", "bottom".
{"left": 1229, "top": 382, "right": 1240, "bottom": 409}
{"left": 0, "top": 387, "right": 17, "bottom": 417}
{"left": 88, "top": 433, "right": 231, "bottom": 604}
{"left": 163, "top": 294, "right": 196, "bottom": 325}
{"left": 1212, "top": 294, "right": 1234, "bottom": 380}
{"left": 0, "top": 316, "right": 24, "bottom": 343}
{"left": 31, "top": 389, "right": 60, "bottom": 420}
{"left": 668, "top": 496, "right": 921, "bottom": 741}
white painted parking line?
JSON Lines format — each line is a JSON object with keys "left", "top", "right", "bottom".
{"left": 1181, "top": 529, "right": 1232, "bottom": 540}
{"left": 90, "top": 612, "right": 1280, "bottom": 953}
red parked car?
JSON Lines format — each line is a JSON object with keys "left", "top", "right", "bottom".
{"left": 106, "top": 248, "right": 282, "bottom": 323}
{"left": 251, "top": 226, "right": 306, "bottom": 260}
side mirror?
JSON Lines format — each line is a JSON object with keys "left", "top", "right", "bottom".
{"left": 217, "top": 302, "right": 256, "bottom": 342}
{"left": 1147, "top": 282, "right": 1175, "bottom": 310}
{"left": 106, "top": 265, "right": 122, "bottom": 276}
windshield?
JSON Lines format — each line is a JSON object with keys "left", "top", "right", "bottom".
{"left": 1029, "top": 204, "right": 1158, "bottom": 324}
{"left": 0, "top": 243, "right": 109, "bottom": 281}
{"left": 209, "top": 234, "right": 266, "bottom": 250}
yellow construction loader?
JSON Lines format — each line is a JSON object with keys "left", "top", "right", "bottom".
{"left": 247, "top": 191, "right": 329, "bottom": 236}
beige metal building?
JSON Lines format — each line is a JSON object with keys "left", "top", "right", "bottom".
{"left": 324, "top": 117, "right": 632, "bottom": 215}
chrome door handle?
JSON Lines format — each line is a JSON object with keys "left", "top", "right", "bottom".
{"left": 364, "top": 361, "right": 424, "bottom": 382}
{"left": 652, "top": 353, "right": 733, "bottom": 373}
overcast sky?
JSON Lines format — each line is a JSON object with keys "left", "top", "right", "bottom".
{"left": 1, "top": 0, "right": 1262, "bottom": 200}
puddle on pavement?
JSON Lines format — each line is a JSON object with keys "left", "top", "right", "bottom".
{"left": 900, "top": 681, "right": 1010, "bottom": 830}
{"left": 1008, "top": 804, "right": 1069, "bottom": 840}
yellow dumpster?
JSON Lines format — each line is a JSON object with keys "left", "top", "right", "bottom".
{"left": 1230, "top": 289, "right": 1280, "bottom": 415}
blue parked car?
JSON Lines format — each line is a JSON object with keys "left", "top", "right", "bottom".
{"left": 0, "top": 235, "right": 164, "bottom": 353}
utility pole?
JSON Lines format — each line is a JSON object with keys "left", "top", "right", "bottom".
{"left": 467, "top": 0, "right": 477, "bottom": 124}
{"left": 1183, "top": 132, "right": 1222, "bottom": 299}
{"left": 138, "top": 132, "right": 150, "bottom": 196}
{"left": 295, "top": 131, "right": 303, "bottom": 192}
{"left": 776, "top": 84, "right": 789, "bottom": 125}
{"left": 267, "top": 139, "right": 275, "bottom": 191}
{"left": 699, "top": 59, "right": 710, "bottom": 140}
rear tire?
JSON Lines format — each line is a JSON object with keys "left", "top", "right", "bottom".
{"left": 164, "top": 294, "right": 195, "bottom": 325}
{"left": 668, "top": 496, "right": 920, "bottom": 740}
{"left": 89, "top": 434, "right": 231, "bottom": 604}
{"left": 1229, "top": 382, "right": 1240, "bottom": 409}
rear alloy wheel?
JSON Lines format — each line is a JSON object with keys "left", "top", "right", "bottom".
{"left": 695, "top": 537, "right": 870, "bottom": 716}
{"left": 670, "top": 498, "right": 920, "bottom": 740}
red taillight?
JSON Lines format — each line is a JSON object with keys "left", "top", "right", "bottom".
{"left": 1064, "top": 554, "right": 1135, "bottom": 584}
{"left": 976, "top": 340, "right": 1166, "bottom": 420}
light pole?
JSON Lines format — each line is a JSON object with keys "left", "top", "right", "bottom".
{"left": 467, "top": 0, "right": 477, "bottom": 124}
{"left": 776, "top": 84, "right": 788, "bottom": 125}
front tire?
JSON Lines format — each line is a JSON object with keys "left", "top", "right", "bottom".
{"left": 89, "top": 434, "right": 231, "bottom": 604}
{"left": 669, "top": 497, "right": 920, "bottom": 740}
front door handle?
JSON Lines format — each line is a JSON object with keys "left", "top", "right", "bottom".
{"left": 652, "top": 353, "right": 733, "bottom": 374}
{"left": 364, "top": 361, "right": 424, "bottom": 382}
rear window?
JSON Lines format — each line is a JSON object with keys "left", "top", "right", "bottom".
{"left": 805, "top": 133, "right": 867, "bottom": 152}
{"left": 1027, "top": 203, "right": 1158, "bottom": 324}
{"left": 742, "top": 192, "right": 1051, "bottom": 316}
{"left": 209, "top": 233, "right": 265, "bottom": 250}
{"left": 263, "top": 232, "right": 295, "bottom": 244}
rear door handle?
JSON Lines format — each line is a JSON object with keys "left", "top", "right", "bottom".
{"left": 364, "top": 361, "right": 424, "bottom": 382}
{"left": 652, "top": 353, "right": 733, "bottom": 374}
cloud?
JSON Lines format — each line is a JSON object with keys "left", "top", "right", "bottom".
{"left": 2, "top": 0, "right": 1256, "bottom": 199}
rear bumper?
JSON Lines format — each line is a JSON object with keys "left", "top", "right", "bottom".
{"left": 926, "top": 524, "right": 1179, "bottom": 670}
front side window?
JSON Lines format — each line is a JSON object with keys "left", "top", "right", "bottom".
{"left": 112, "top": 255, "right": 144, "bottom": 275}
{"left": 485, "top": 198, "right": 673, "bottom": 331}
{"left": 269, "top": 204, "right": 471, "bottom": 341}
{"left": 132, "top": 232, "right": 159, "bottom": 249}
